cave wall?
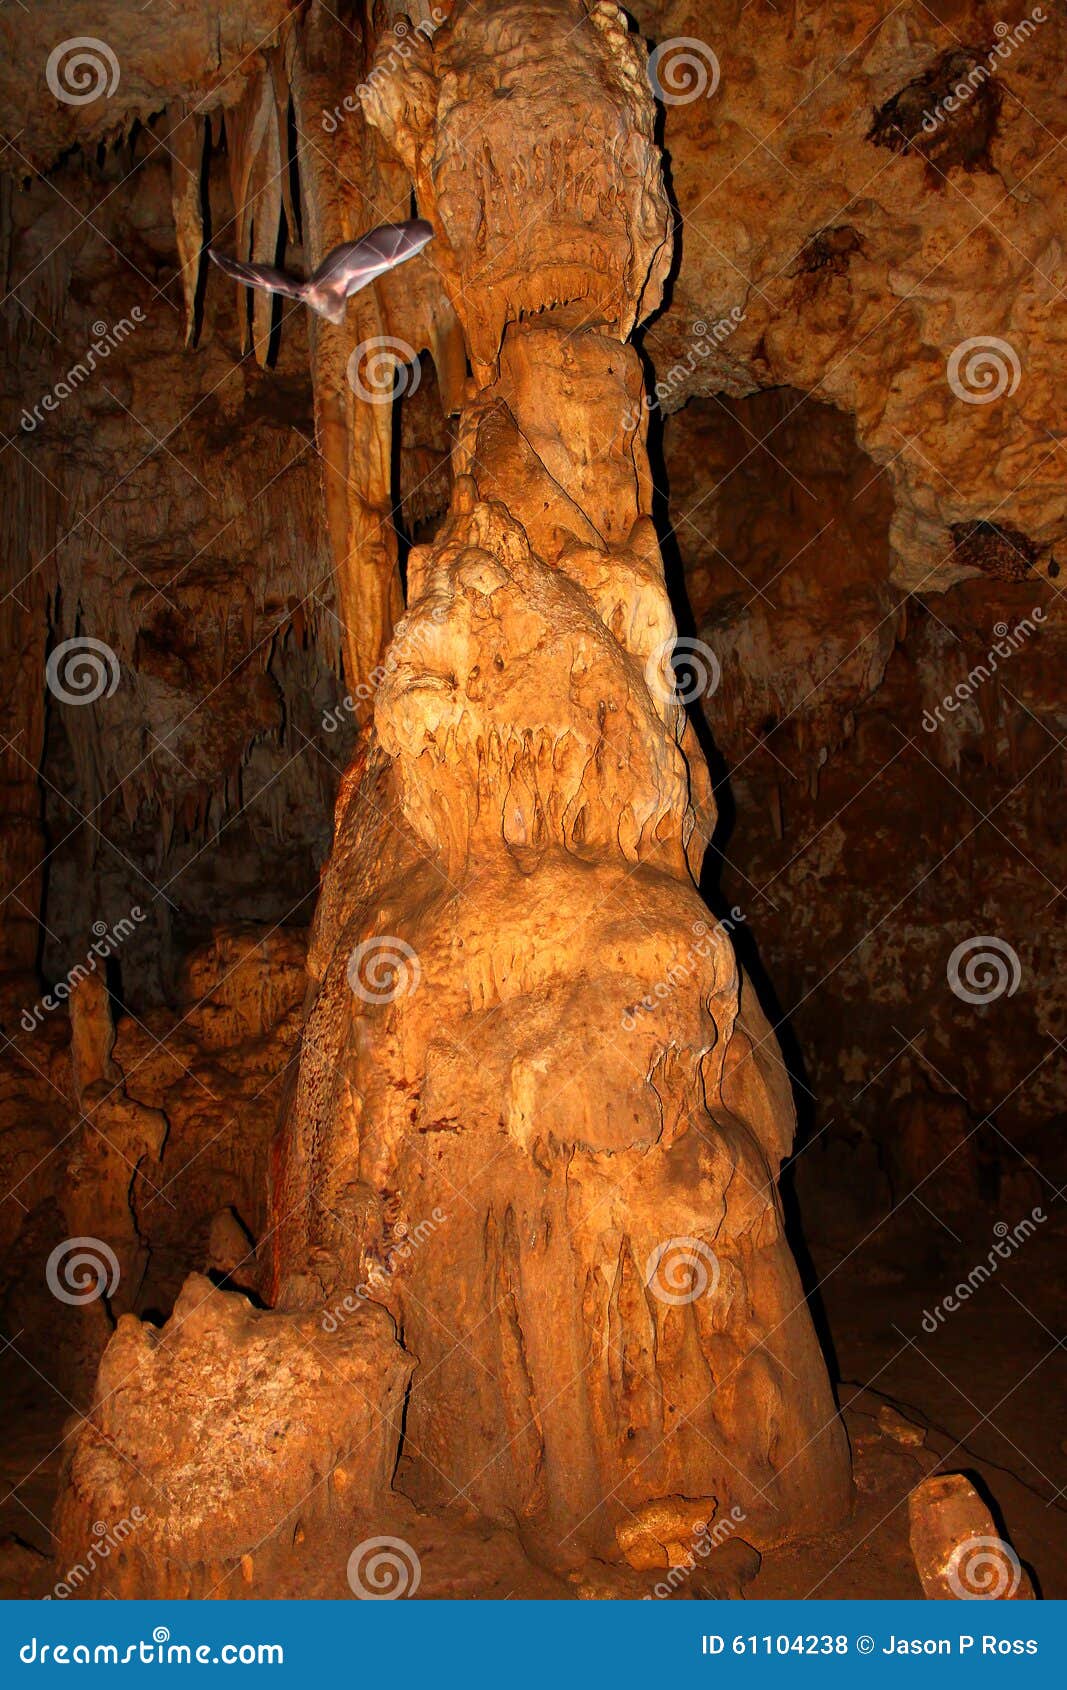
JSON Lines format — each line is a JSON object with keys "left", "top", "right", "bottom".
{"left": 631, "top": 0, "right": 1067, "bottom": 594}
{"left": 664, "top": 388, "right": 1063, "bottom": 1236}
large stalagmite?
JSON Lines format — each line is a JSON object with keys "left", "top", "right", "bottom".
{"left": 267, "top": 0, "right": 851, "bottom": 1568}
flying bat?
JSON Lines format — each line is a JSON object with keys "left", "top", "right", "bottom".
{"left": 208, "top": 219, "right": 434, "bottom": 325}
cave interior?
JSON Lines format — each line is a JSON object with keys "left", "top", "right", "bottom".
{"left": 0, "top": 0, "right": 1064, "bottom": 1605}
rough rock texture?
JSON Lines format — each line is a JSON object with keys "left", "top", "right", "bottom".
{"left": 269, "top": 0, "right": 851, "bottom": 1571}
{"left": 632, "top": 0, "right": 1067, "bottom": 593}
{"left": 1, "top": 925, "right": 307, "bottom": 1404}
{"left": 0, "top": 3, "right": 292, "bottom": 174}
{"left": 5, "top": 0, "right": 1063, "bottom": 1606}
{"left": 908, "top": 1472, "right": 1034, "bottom": 1600}
{"left": 663, "top": 389, "right": 1063, "bottom": 1221}
{"left": 53, "top": 1274, "right": 412, "bottom": 1598}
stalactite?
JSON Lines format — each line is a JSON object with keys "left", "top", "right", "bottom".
{"left": 167, "top": 105, "right": 206, "bottom": 348}
{"left": 224, "top": 66, "right": 284, "bottom": 365}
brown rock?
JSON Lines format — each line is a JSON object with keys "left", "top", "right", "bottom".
{"left": 908, "top": 1473, "right": 1034, "bottom": 1600}
{"left": 53, "top": 1274, "right": 413, "bottom": 1598}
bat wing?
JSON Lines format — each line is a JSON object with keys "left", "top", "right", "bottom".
{"left": 208, "top": 249, "right": 308, "bottom": 302}
{"left": 313, "top": 221, "right": 435, "bottom": 305}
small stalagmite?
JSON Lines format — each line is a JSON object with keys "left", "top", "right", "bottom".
{"left": 908, "top": 1474, "right": 1034, "bottom": 1600}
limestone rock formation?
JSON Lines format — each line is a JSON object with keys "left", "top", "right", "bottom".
{"left": 632, "top": 0, "right": 1067, "bottom": 594}
{"left": 268, "top": 0, "right": 851, "bottom": 1571}
{"left": 908, "top": 1473, "right": 1035, "bottom": 1601}
{"left": 54, "top": 1274, "right": 412, "bottom": 1598}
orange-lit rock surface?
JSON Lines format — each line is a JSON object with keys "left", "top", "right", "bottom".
{"left": 630, "top": 0, "right": 1067, "bottom": 596}
{"left": 269, "top": 0, "right": 851, "bottom": 1571}
{"left": 6, "top": 0, "right": 1064, "bottom": 1607}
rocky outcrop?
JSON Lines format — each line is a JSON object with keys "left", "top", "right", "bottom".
{"left": 269, "top": 0, "right": 850, "bottom": 1570}
{"left": 633, "top": 0, "right": 1067, "bottom": 594}
{"left": 53, "top": 1274, "right": 411, "bottom": 1598}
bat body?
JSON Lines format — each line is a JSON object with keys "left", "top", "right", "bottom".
{"left": 209, "top": 219, "right": 434, "bottom": 325}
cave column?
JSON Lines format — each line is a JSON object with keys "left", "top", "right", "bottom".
{"left": 269, "top": 0, "right": 851, "bottom": 1568}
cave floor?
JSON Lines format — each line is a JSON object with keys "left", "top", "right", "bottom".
{"left": 2, "top": 1204, "right": 1063, "bottom": 1601}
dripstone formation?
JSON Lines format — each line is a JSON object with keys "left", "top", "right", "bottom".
{"left": 51, "top": 0, "right": 850, "bottom": 1593}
